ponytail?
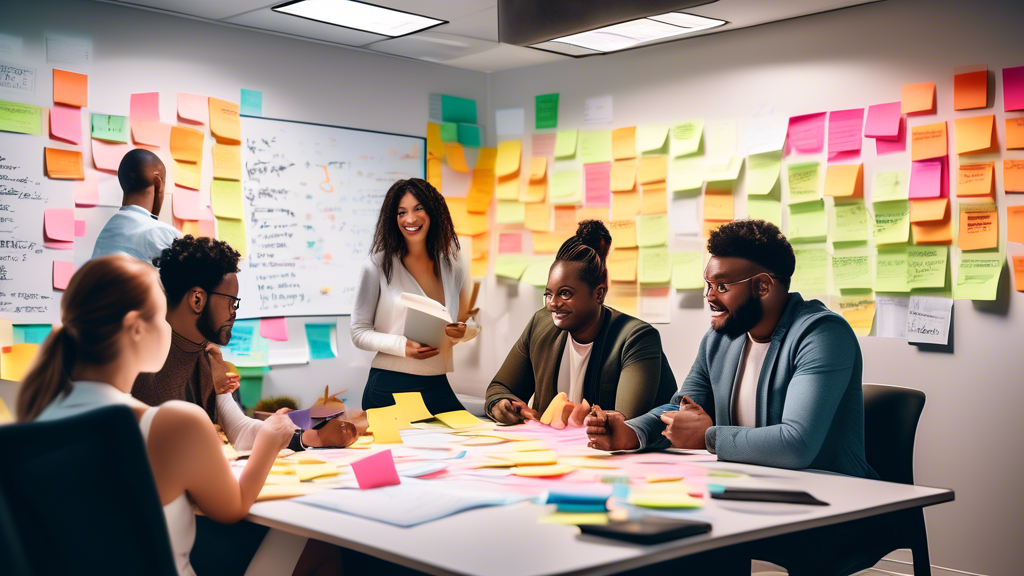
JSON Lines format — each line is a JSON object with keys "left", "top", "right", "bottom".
{"left": 16, "top": 326, "right": 75, "bottom": 421}
{"left": 555, "top": 219, "right": 611, "bottom": 290}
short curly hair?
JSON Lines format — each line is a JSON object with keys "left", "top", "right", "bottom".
{"left": 707, "top": 220, "right": 795, "bottom": 288}
{"left": 153, "top": 235, "right": 241, "bottom": 307}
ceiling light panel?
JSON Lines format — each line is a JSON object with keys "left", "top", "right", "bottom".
{"left": 543, "top": 11, "right": 725, "bottom": 54}
{"left": 273, "top": 0, "right": 447, "bottom": 38}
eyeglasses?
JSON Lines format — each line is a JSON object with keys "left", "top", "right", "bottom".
{"left": 543, "top": 289, "right": 575, "bottom": 304}
{"left": 703, "top": 272, "right": 782, "bottom": 297}
{"left": 208, "top": 291, "right": 241, "bottom": 311}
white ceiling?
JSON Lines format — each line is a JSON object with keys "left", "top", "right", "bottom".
{"left": 95, "top": 0, "right": 882, "bottom": 72}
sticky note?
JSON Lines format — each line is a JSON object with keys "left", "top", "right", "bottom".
{"left": 612, "top": 126, "right": 636, "bottom": 160}
{"left": 435, "top": 410, "right": 485, "bottom": 429}
{"left": 584, "top": 162, "right": 611, "bottom": 207}
{"left": 911, "top": 213, "right": 953, "bottom": 245}
{"left": 521, "top": 256, "right": 555, "bottom": 287}
{"left": 495, "top": 254, "right": 530, "bottom": 278}
{"left": 628, "top": 492, "right": 702, "bottom": 509}
{"left": 535, "top": 93, "right": 559, "bottom": 129}
{"left": 170, "top": 125, "right": 204, "bottom": 163}
{"left": 304, "top": 323, "right": 335, "bottom": 359}
{"left": 638, "top": 246, "right": 671, "bottom": 284}
{"left": 447, "top": 197, "right": 489, "bottom": 236}
{"left": 0, "top": 320, "right": 14, "bottom": 348}
{"left": 350, "top": 450, "right": 402, "bottom": 489}
{"left": 495, "top": 140, "right": 521, "bottom": 178}
{"left": 832, "top": 243, "right": 873, "bottom": 290}
{"left": 367, "top": 407, "right": 405, "bottom": 443}
{"left": 957, "top": 162, "right": 994, "bottom": 197}
{"left": 824, "top": 163, "right": 863, "bottom": 198}
{"left": 873, "top": 200, "right": 911, "bottom": 245}
{"left": 637, "top": 214, "right": 668, "bottom": 248}
{"left": 1008, "top": 205, "right": 1024, "bottom": 244}
{"left": 527, "top": 156, "right": 547, "bottom": 182}
{"left": 832, "top": 202, "right": 869, "bottom": 243}
{"left": 610, "top": 159, "right": 636, "bottom": 192}
{"left": 45, "top": 148, "right": 84, "bottom": 180}
{"left": 875, "top": 117, "right": 907, "bottom": 155}
{"left": 1008, "top": 118, "right": 1024, "bottom": 150}
{"left": 611, "top": 190, "right": 640, "bottom": 221}
{"left": 216, "top": 216, "right": 247, "bottom": 258}
{"left": 457, "top": 123, "right": 481, "bottom": 147}
{"left": 551, "top": 206, "right": 576, "bottom": 234}
{"left": 439, "top": 122, "right": 458, "bottom": 143}
{"left": 539, "top": 513, "right": 609, "bottom": 525}
{"left": 902, "top": 82, "right": 936, "bottom": 114}
{"left": 671, "top": 252, "right": 704, "bottom": 290}
{"left": 260, "top": 317, "right": 288, "bottom": 341}
{"left": 954, "top": 252, "right": 1003, "bottom": 300}
{"left": 787, "top": 200, "right": 827, "bottom": 242}
{"left": 441, "top": 95, "right": 476, "bottom": 124}
{"left": 510, "top": 464, "right": 575, "bottom": 478}
{"left": 876, "top": 245, "right": 910, "bottom": 293}
{"left": 524, "top": 202, "right": 551, "bottom": 232}
{"left": 608, "top": 220, "right": 637, "bottom": 249}
{"left": 864, "top": 102, "right": 902, "bottom": 139}
{"left": 295, "top": 463, "right": 339, "bottom": 482}
{"left": 91, "top": 139, "right": 130, "bottom": 173}
{"left": 53, "top": 68, "right": 87, "bottom": 107}
{"left": 910, "top": 198, "right": 948, "bottom": 223}
{"left": 553, "top": 129, "right": 579, "bottom": 159}
{"left": 670, "top": 119, "right": 704, "bottom": 158}
{"left": 637, "top": 123, "right": 670, "bottom": 154}
{"left": 131, "top": 120, "right": 169, "bottom": 148}
{"left": 212, "top": 144, "right": 241, "bottom": 181}
{"left": 640, "top": 183, "right": 667, "bottom": 215}
{"left": 426, "top": 157, "right": 442, "bottom": 190}
{"left": 704, "top": 157, "right": 742, "bottom": 183}
{"left": 579, "top": 130, "right": 612, "bottom": 164}
{"left": 538, "top": 392, "right": 568, "bottom": 426}
{"left": 50, "top": 104, "right": 81, "bottom": 144}
{"left": 210, "top": 180, "right": 244, "bottom": 219}
{"left": 791, "top": 249, "right": 827, "bottom": 294}
{"left": 52, "top": 260, "right": 74, "bottom": 290}
{"left": 445, "top": 142, "right": 470, "bottom": 173}
{"left": 786, "top": 112, "right": 826, "bottom": 154}
{"left": 209, "top": 97, "right": 241, "bottom": 145}
{"left": 130, "top": 92, "right": 160, "bottom": 121}
{"left": 873, "top": 171, "right": 909, "bottom": 202}
{"left": 177, "top": 93, "right": 208, "bottom": 124}
{"left": 91, "top": 113, "right": 128, "bottom": 143}
{"left": 1002, "top": 65, "right": 1024, "bottom": 111}
{"left": 828, "top": 108, "right": 864, "bottom": 154}
{"left": 550, "top": 170, "right": 581, "bottom": 205}
{"left": 73, "top": 170, "right": 99, "bottom": 206}
{"left": 638, "top": 156, "right": 667, "bottom": 185}
{"left": 393, "top": 392, "right": 433, "bottom": 423}
{"left": 746, "top": 151, "right": 782, "bottom": 196}
{"left": 702, "top": 192, "right": 733, "bottom": 221}
{"left": 498, "top": 233, "right": 523, "bottom": 254}
{"left": 240, "top": 88, "right": 262, "bottom": 116}
{"left": 426, "top": 123, "right": 445, "bottom": 160}
{"left": 957, "top": 203, "right": 998, "bottom": 251}
{"left": 0, "top": 343, "right": 38, "bottom": 382}
{"left": 954, "top": 67, "right": 987, "bottom": 111}
{"left": 909, "top": 159, "right": 944, "bottom": 199}
{"left": 0, "top": 99, "right": 42, "bottom": 135}
{"left": 74, "top": 220, "right": 85, "bottom": 237}
{"left": 1014, "top": 256, "right": 1024, "bottom": 292}
{"left": 954, "top": 115, "right": 996, "bottom": 155}
{"left": 787, "top": 162, "right": 820, "bottom": 204}
{"left": 911, "top": 122, "right": 947, "bottom": 161}
{"left": 747, "top": 196, "right": 782, "bottom": 227}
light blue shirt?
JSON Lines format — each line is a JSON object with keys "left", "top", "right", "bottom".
{"left": 91, "top": 205, "right": 181, "bottom": 264}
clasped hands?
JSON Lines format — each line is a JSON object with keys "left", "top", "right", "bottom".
{"left": 585, "top": 397, "right": 712, "bottom": 451}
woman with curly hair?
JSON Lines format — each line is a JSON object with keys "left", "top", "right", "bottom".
{"left": 351, "top": 178, "right": 480, "bottom": 413}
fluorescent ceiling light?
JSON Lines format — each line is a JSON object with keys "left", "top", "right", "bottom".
{"left": 546, "top": 12, "right": 725, "bottom": 53}
{"left": 273, "top": 0, "right": 446, "bottom": 38}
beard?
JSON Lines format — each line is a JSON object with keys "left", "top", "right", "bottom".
{"left": 714, "top": 294, "right": 764, "bottom": 338}
{"left": 197, "top": 304, "right": 233, "bottom": 345}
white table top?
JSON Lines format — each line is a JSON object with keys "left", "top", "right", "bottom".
{"left": 247, "top": 455, "right": 953, "bottom": 576}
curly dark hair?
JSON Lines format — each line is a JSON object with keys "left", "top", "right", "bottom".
{"left": 707, "top": 220, "right": 795, "bottom": 288}
{"left": 370, "top": 178, "right": 459, "bottom": 282}
{"left": 152, "top": 235, "right": 241, "bottom": 306}
{"left": 556, "top": 219, "right": 611, "bottom": 290}
{"left": 575, "top": 219, "right": 612, "bottom": 261}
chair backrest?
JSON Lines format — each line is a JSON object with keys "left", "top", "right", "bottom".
{"left": 0, "top": 405, "right": 179, "bottom": 576}
{"left": 862, "top": 383, "right": 926, "bottom": 485}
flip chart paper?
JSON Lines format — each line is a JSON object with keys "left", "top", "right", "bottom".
{"left": 828, "top": 108, "right": 864, "bottom": 154}
{"left": 875, "top": 245, "right": 910, "bottom": 292}
{"left": 954, "top": 115, "right": 996, "bottom": 155}
{"left": 957, "top": 162, "right": 994, "bottom": 197}
{"left": 671, "top": 252, "right": 704, "bottom": 290}
{"left": 44, "top": 148, "right": 84, "bottom": 179}
{"left": 786, "top": 112, "right": 826, "bottom": 154}
{"left": 954, "top": 252, "right": 1002, "bottom": 300}
{"left": 909, "top": 159, "right": 944, "bottom": 199}
{"left": 350, "top": 450, "right": 402, "bottom": 489}
{"left": 49, "top": 104, "right": 81, "bottom": 144}
{"left": 91, "top": 113, "right": 128, "bottom": 142}
{"left": 911, "top": 122, "right": 947, "bottom": 161}
{"left": 0, "top": 99, "right": 42, "bottom": 135}
{"left": 535, "top": 93, "right": 559, "bottom": 129}
{"left": 873, "top": 171, "right": 909, "bottom": 202}
{"left": 906, "top": 296, "right": 951, "bottom": 344}
{"left": 957, "top": 203, "right": 998, "bottom": 251}
{"left": 953, "top": 68, "right": 987, "bottom": 111}
{"left": 637, "top": 214, "right": 668, "bottom": 248}
{"left": 873, "top": 200, "right": 911, "bottom": 245}
{"left": 902, "top": 82, "right": 935, "bottom": 114}
{"left": 52, "top": 68, "right": 87, "bottom": 107}
{"left": 908, "top": 246, "right": 948, "bottom": 289}
{"left": 1002, "top": 65, "right": 1024, "bottom": 111}
{"left": 638, "top": 246, "right": 671, "bottom": 284}
{"left": 442, "top": 95, "right": 477, "bottom": 124}
{"left": 832, "top": 243, "right": 873, "bottom": 290}
{"left": 746, "top": 151, "right": 782, "bottom": 196}
{"left": 177, "top": 93, "right": 208, "bottom": 124}
{"left": 209, "top": 97, "right": 241, "bottom": 144}
{"left": 671, "top": 120, "right": 704, "bottom": 157}
{"left": 824, "top": 163, "right": 863, "bottom": 198}
{"left": 832, "top": 202, "right": 869, "bottom": 243}
{"left": 864, "top": 102, "right": 901, "bottom": 139}
{"left": 787, "top": 162, "right": 821, "bottom": 204}
{"left": 787, "top": 200, "right": 827, "bottom": 242}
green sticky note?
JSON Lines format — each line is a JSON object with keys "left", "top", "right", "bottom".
{"left": 90, "top": 113, "right": 129, "bottom": 143}
{"left": 669, "top": 157, "right": 704, "bottom": 192}
{"left": 908, "top": 246, "right": 948, "bottom": 289}
{"left": 13, "top": 324, "right": 52, "bottom": 344}
{"left": 639, "top": 246, "right": 671, "bottom": 284}
{"left": 637, "top": 123, "right": 670, "bottom": 155}
{"left": 223, "top": 320, "right": 270, "bottom": 367}
{"left": 832, "top": 243, "right": 873, "bottom": 290}
{"left": 305, "top": 323, "right": 337, "bottom": 360}
{"left": 787, "top": 162, "right": 821, "bottom": 205}
{"left": 211, "top": 179, "right": 245, "bottom": 219}
{"left": 746, "top": 150, "right": 782, "bottom": 195}
{"left": 441, "top": 95, "right": 477, "bottom": 124}
{"left": 637, "top": 214, "right": 668, "bottom": 247}
{"left": 953, "top": 251, "right": 1003, "bottom": 300}
{"left": 439, "top": 122, "right": 459, "bottom": 143}
{"left": 554, "top": 130, "right": 578, "bottom": 159}
{"left": 704, "top": 157, "right": 743, "bottom": 183}
{"left": 876, "top": 244, "right": 910, "bottom": 292}
{"left": 671, "top": 252, "right": 704, "bottom": 290}
{"left": 873, "top": 200, "right": 910, "bottom": 245}
{"left": 787, "top": 199, "right": 827, "bottom": 242}
{"left": 496, "top": 200, "right": 526, "bottom": 224}
{"left": 792, "top": 249, "right": 828, "bottom": 294}
{"left": 240, "top": 89, "right": 262, "bottom": 116}
{"left": 671, "top": 119, "right": 704, "bottom": 157}
{"left": 579, "top": 130, "right": 611, "bottom": 164}
{"left": 550, "top": 170, "right": 582, "bottom": 205}
{"left": 832, "top": 201, "right": 869, "bottom": 243}
{"left": 747, "top": 196, "right": 782, "bottom": 227}
{"left": 238, "top": 376, "right": 263, "bottom": 408}
{"left": 535, "top": 93, "right": 559, "bottom": 129}
{"left": 0, "top": 99, "right": 42, "bottom": 135}
{"left": 495, "top": 255, "right": 530, "bottom": 280}
{"left": 521, "top": 257, "right": 555, "bottom": 287}
{"left": 873, "top": 171, "right": 909, "bottom": 202}
{"left": 457, "top": 123, "right": 481, "bottom": 147}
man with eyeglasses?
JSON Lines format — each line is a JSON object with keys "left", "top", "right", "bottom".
{"left": 586, "top": 219, "right": 878, "bottom": 480}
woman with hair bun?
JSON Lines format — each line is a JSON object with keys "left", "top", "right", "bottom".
{"left": 485, "top": 220, "right": 677, "bottom": 427}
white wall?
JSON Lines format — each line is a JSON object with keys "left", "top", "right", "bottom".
{"left": 483, "top": 1, "right": 1023, "bottom": 574}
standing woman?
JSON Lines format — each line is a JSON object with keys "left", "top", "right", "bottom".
{"left": 352, "top": 178, "right": 480, "bottom": 414}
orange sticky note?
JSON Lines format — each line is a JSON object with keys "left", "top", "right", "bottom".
{"left": 173, "top": 158, "right": 202, "bottom": 190}
{"left": 911, "top": 212, "right": 953, "bottom": 245}
{"left": 426, "top": 157, "right": 442, "bottom": 190}
{"left": 911, "top": 122, "right": 947, "bottom": 161}
{"left": 212, "top": 144, "right": 241, "bottom": 181}
{"left": 902, "top": 82, "right": 935, "bottom": 114}
{"left": 553, "top": 205, "right": 576, "bottom": 233}
{"left": 610, "top": 159, "right": 637, "bottom": 192}
{"left": 496, "top": 174, "right": 519, "bottom": 201}
{"left": 703, "top": 192, "right": 734, "bottom": 221}
{"left": 608, "top": 220, "right": 638, "bottom": 249}
{"left": 529, "top": 156, "right": 547, "bottom": 181}
{"left": 640, "top": 183, "right": 667, "bottom": 215}
{"left": 426, "top": 123, "right": 445, "bottom": 160}
{"left": 532, "top": 231, "right": 570, "bottom": 254}
{"left": 638, "top": 156, "right": 667, "bottom": 185}
{"left": 44, "top": 148, "right": 84, "bottom": 179}
{"left": 957, "top": 204, "right": 998, "bottom": 251}
{"left": 1, "top": 344, "right": 39, "bottom": 382}
{"left": 446, "top": 197, "right": 488, "bottom": 237}
{"left": 703, "top": 220, "right": 725, "bottom": 240}
{"left": 953, "top": 69, "right": 987, "bottom": 111}
{"left": 169, "top": 125, "right": 204, "bottom": 164}
{"left": 53, "top": 69, "right": 87, "bottom": 107}
{"left": 608, "top": 247, "right": 638, "bottom": 282}
{"left": 1007, "top": 205, "right": 1024, "bottom": 244}
{"left": 957, "top": 162, "right": 994, "bottom": 197}
{"left": 468, "top": 169, "right": 495, "bottom": 213}
{"left": 471, "top": 231, "right": 489, "bottom": 260}
{"left": 823, "top": 163, "right": 864, "bottom": 198}
{"left": 611, "top": 190, "right": 641, "bottom": 221}
{"left": 445, "top": 142, "right": 469, "bottom": 173}
{"left": 612, "top": 126, "right": 636, "bottom": 160}
{"left": 209, "top": 97, "right": 241, "bottom": 145}
{"left": 1003, "top": 160, "right": 1024, "bottom": 193}
{"left": 576, "top": 207, "right": 609, "bottom": 223}
{"left": 1006, "top": 118, "right": 1024, "bottom": 150}
{"left": 53, "top": 261, "right": 74, "bottom": 290}
{"left": 1013, "top": 255, "right": 1024, "bottom": 292}
{"left": 525, "top": 202, "right": 551, "bottom": 232}
{"left": 522, "top": 162, "right": 546, "bottom": 203}
{"left": 476, "top": 147, "right": 497, "bottom": 171}
{"left": 910, "top": 198, "right": 948, "bottom": 223}
{"left": 953, "top": 115, "right": 997, "bottom": 155}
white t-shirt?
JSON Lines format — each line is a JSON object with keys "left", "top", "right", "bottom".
{"left": 556, "top": 335, "right": 594, "bottom": 404}
{"left": 732, "top": 334, "right": 771, "bottom": 428}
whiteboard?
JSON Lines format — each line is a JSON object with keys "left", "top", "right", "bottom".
{"left": 236, "top": 116, "right": 425, "bottom": 319}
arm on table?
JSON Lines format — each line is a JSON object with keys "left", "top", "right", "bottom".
{"left": 485, "top": 314, "right": 540, "bottom": 424}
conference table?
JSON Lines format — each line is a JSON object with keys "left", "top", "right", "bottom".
{"left": 245, "top": 433, "right": 954, "bottom": 576}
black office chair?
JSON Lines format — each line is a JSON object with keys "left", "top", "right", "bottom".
{"left": 0, "top": 405, "right": 179, "bottom": 576}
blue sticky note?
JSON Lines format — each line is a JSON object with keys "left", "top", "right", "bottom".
{"left": 305, "top": 323, "right": 336, "bottom": 360}
{"left": 224, "top": 320, "right": 256, "bottom": 356}
{"left": 13, "top": 324, "right": 52, "bottom": 344}
{"left": 240, "top": 89, "right": 262, "bottom": 116}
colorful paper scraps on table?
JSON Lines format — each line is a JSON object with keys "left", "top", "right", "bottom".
{"left": 351, "top": 450, "right": 401, "bottom": 489}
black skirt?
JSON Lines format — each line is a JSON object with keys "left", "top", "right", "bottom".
{"left": 361, "top": 368, "right": 466, "bottom": 415}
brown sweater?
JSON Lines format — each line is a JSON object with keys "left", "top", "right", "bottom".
{"left": 486, "top": 307, "right": 678, "bottom": 420}
{"left": 132, "top": 331, "right": 217, "bottom": 423}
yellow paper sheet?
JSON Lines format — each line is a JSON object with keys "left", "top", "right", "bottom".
{"left": 173, "top": 157, "right": 202, "bottom": 190}
{"left": 392, "top": 392, "right": 434, "bottom": 423}
{"left": 446, "top": 142, "right": 470, "bottom": 173}
{"left": 169, "top": 125, "right": 204, "bottom": 164}
{"left": 295, "top": 463, "right": 341, "bottom": 481}
{"left": 427, "top": 157, "right": 442, "bottom": 190}
{"left": 366, "top": 406, "right": 404, "bottom": 444}
{"left": 1, "top": 343, "right": 38, "bottom": 382}
{"left": 209, "top": 97, "right": 241, "bottom": 145}
{"left": 837, "top": 294, "right": 875, "bottom": 337}
{"left": 468, "top": 169, "right": 495, "bottom": 213}
{"left": 447, "top": 197, "right": 490, "bottom": 236}
{"left": 525, "top": 202, "right": 552, "bottom": 232}
{"left": 495, "top": 451, "right": 558, "bottom": 466}
{"left": 529, "top": 156, "right": 547, "bottom": 181}
{"left": 539, "top": 392, "right": 567, "bottom": 425}
{"left": 638, "top": 156, "right": 667, "bottom": 185}
{"left": 510, "top": 464, "right": 575, "bottom": 477}
{"left": 532, "top": 232, "right": 570, "bottom": 254}
{"left": 426, "top": 122, "right": 445, "bottom": 160}
{"left": 496, "top": 140, "right": 522, "bottom": 178}
{"left": 435, "top": 410, "right": 486, "bottom": 429}
{"left": 538, "top": 512, "right": 609, "bottom": 525}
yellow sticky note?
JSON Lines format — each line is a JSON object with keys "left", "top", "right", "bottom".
{"left": 627, "top": 491, "right": 702, "bottom": 509}
{"left": 638, "top": 156, "right": 668, "bottom": 185}
{"left": 522, "top": 176, "right": 546, "bottom": 204}
{"left": 954, "top": 115, "right": 997, "bottom": 155}
{"left": 637, "top": 214, "right": 668, "bottom": 248}
{"left": 529, "top": 156, "right": 547, "bottom": 181}
{"left": 499, "top": 440, "right": 550, "bottom": 453}
{"left": 0, "top": 318, "right": 12, "bottom": 347}
{"left": 957, "top": 162, "right": 995, "bottom": 197}
{"left": 426, "top": 122, "right": 445, "bottom": 160}
{"left": 212, "top": 144, "right": 241, "bottom": 181}
{"left": 447, "top": 197, "right": 489, "bottom": 236}
{"left": 392, "top": 392, "right": 433, "bottom": 423}
{"left": 169, "top": 125, "right": 204, "bottom": 164}
{"left": 496, "top": 140, "right": 522, "bottom": 178}
{"left": 366, "top": 406, "right": 404, "bottom": 444}
{"left": 539, "top": 392, "right": 567, "bottom": 425}
{"left": 510, "top": 464, "right": 575, "bottom": 477}
{"left": 525, "top": 202, "right": 552, "bottom": 232}
{"left": 264, "top": 474, "right": 301, "bottom": 486}
{"left": 612, "top": 126, "right": 637, "bottom": 160}
{"left": 1, "top": 343, "right": 38, "bottom": 382}
{"left": 610, "top": 159, "right": 637, "bottom": 192}
{"left": 554, "top": 129, "right": 578, "bottom": 159}
{"left": 824, "top": 163, "right": 864, "bottom": 198}
{"left": 496, "top": 200, "right": 526, "bottom": 225}
{"left": 435, "top": 410, "right": 485, "bottom": 429}
{"left": 579, "top": 130, "right": 612, "bottom": 164}
{"left": 703, "top": 192, "right": 734, "bottom": 221}
{"left": 608, "top": 248, "right": 638, "bottom": 282}
{"left": 539, "top": 512, "right": 609, "bottom": 525}
{"left": 496, "top": 174, "right": 520, "bottom": 201}
{"left": 911, "top": 122, "right": 947, "bottom": 161}
{"left": 550, "top": 171, "right": 582, "bottom": 205}
{"left": 837, "top": 295, "right": 875, "bottom": 337}
{"left": 497, "top": 451, "right": 558, "bottom": 466}
{"left": 638, "top": 246, "right": 671, "bottom": 284}
{"left": 211, "top": 179, "right": 244, "bottom": 219}
{"left": 295, "top": 463, "right": 340, "bottom": 481}
{"left": 446, "top": 142, "right": 470, "bottom": 173}
{"left": 910, "top": 198, "right": 948, "bottom": 223}
{"left": 957, "top": 203, "right": 998, "bottom": 251}
{"left": 209, "top": 97, "right": 241, "bottom": 145}
{"left": 608, "top": 219, "right": 637, "bottom": 249}
{"left": 611, "top": 190, "right": 641, "bottom": 221}
{"left": 475, "top": 147, "right": 497, "bottom": 171}
{"left": 427, "top": 157, "right": 442, "bottom": 190}
{"left": 559, "top": 457, "right": 620, "bottom": 470}
{"left": 902, "top": 82, "right": 935, "bottom": 114}
{"left": 533, "top": 232, "right": 570, "bottom": 254}
{"left": 640, "top": 183, "right": 667, "bottom": 215}
{"left": 173, "top": 158, "right": 202, "bottom": 190}
{"left": 215, "top": 217, "right": 247, "bottom": 258}
{"left": 467, "top": 169, "right": 494, "bottom": 213}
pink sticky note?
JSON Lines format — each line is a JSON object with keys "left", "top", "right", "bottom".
{"left": 531, "top": 133, "right": 557, "bottom": 158}
{"left": 44, "top": 208, "right": 75, "bottom": 242}
{"left": 172, "top": 188, "right": 201, "bottom": 221}
{"left": 50, "top": 104, "right": 82, "bottom": 145}
{"left": 132, "top": 120, "right": 170, "bottom": 148}
{"left": 828, "top": 150, "right": 861, "bottom": 163}
{"left": 74, "top": 220, "right": 86, "bottom": 237}
{"left": 130, "top": 92, "right": 160, "bottom": 121}
{"left": 53, "top": 261, "right": 74, "bottom": 290}
{"left": 875, "top": 117, "right": 907, "bottom": 155}
{"left": 827, "top": 108, "right": 864, "bottom": 155}
{"left": 177, "top": 93, "right": 209, "bottom": 124}
{"left": 199, "top": 217, "right": 216, "bottom": 238}
{"left": 584, "top": 162, "right": 611, "bottom": 207}
{"left": 786, "top": 112, "right": 826, "bottom": 155}
{"left": 260, "top": 317, "right": 289, "bottom": 341}
{"left": 350, "top": 449, "right": 401, "bottom": 489}
{"left": 909, "top": 159, "right": 944, "bottom": 199}
{"left": 498, "top": 233, "right": 522, "bottom": 254}
{"left": 1002, "top": 65, "right": 1024, "bottom": 112}
{"left": 865, "top": 102, "right": 902, "bottom": 140}
{"left": 44, "top": 241, "right": 75, "bottom": 250}
{"left": 73, "top": 169, "right": 99, "bottom": 206}
{"left": 92, "top": 139, "right": 132, "bottom": 172}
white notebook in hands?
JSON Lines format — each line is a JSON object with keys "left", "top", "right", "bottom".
{"left": 401, "top": 292, "right": 453, "bottom": 349}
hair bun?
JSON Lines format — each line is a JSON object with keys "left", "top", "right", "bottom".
{"left": 574, "top": 219, "right": 612, "bottom": 260}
